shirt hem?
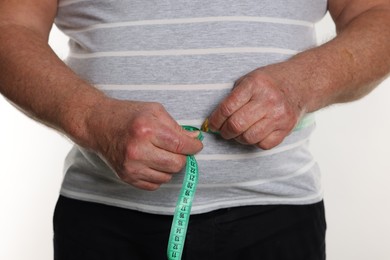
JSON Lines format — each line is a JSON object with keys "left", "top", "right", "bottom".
{"left": 60, "top": 187, "right": 324, "bottom": 216}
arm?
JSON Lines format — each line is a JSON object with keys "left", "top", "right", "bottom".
{"left": 207, "top": 0, "right": 390, "bottom": 149}
{"left": 0, "top": 0, "right": 202, "bottom": 190}
{"left": 0, "top": 0, "right": 105, "bottom": 144}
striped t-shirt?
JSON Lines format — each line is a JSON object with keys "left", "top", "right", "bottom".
{"left": 55, "top": 0, "right": 328, "bottom": 215}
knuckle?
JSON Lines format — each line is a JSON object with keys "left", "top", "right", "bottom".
{"left": 171, "top": 137, "right": 185, "bottom": 154}
{"left": 131, "top": 118, "right": 153, "bottom": 138}
{"left": 242, "top": 131, "right": 257, "bottom": 145}
{"left": 148, "top": 102, "right": 167, "bottom": 118}
{"left": 149, "top": 102, "right": 165, "bottom": 111}
{"left": 266, "top": 90, "right": 282, "bottom": 106}
{"left": 219, "top": 101, "right": 234, "bottom": 118}
{"left": 258, "top": 134, "right": 284, "bottom": 150}
{"left": 241, "top": 74, "right": 257, "bottom": 86}
{"left": 226, "top": 118, "right": 244, "bottom": 135}
{"left": 132, "top": 167, "right": 144, "bottom": 177}
{"left": 270, "top": 101, "right": 290, "bottom": 121}
{"left": 233, "top": 75, "right": 245, "bottom": 88}
{"left": 220, "top": 91, "right": 242, "bottom": 117}
{"left": 125, "top": 165, "right": 143, "bottom": 179}
{"left": 242, "top": 74, "right": 266, "bottom": 92}
{"left": 272, "top": 108, "right": 285, "bottom": 122}
{"left": 171, "top": 156, "right": 186, "bottom": 172}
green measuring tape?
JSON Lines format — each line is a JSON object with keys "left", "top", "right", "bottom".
{"left": 167, "top": 126, "right": 203, "bottom": 260}
{"left": 167, "top": 114, "right": 314, "bottom": 259}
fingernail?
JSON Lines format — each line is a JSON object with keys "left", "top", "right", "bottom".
{"left": 201, "top": 118, "right": 210, "bottom": 132}
{"left": 201, "top": 118, "right": 219, "bottom": 134}
{"left": 185, "top": 130, "right": 200, "bottom": 138}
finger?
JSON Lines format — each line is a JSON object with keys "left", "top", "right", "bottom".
{"left": 234, "top": 117, "right": 275, "bottom": 145}
{"left": 124, "top": 138, "right": 188, "bottom": 173}
{"left": 208, "top": 79, "right": 254, "bottom": 132}
{"left": 131, "top": 180, "right": 162, "bottom": 191}
{"left": 145, "top": 146, "right": 187, "bottom": 173}
{"left": 122, "top": 162, "right": 174, "bottom": 189}
{"left": 139, "top": 168, "right": 174, "bottom": 185}
{"left": 160, "top": 115, "right": 201, "bottom": 139}
{"left": 129, "top": 105, "right": 203, "bottom": 155}
{"left": 152, "top": 124, "right": 203, "bottom": 155}
{"left": 257, "top": 130, "right": 288, "bottom": 150}
{"left": 183, "top": 129, "right": 201, "bottom": 139}
{"left": 219, "top": 100, "right": 265, "bottom": 140}
{"left": 233, "top": 75, "right": 246, "bottom": 88}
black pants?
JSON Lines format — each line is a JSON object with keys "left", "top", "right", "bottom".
{"left": 53, "top": 196, "right": 326, "bottom": 260}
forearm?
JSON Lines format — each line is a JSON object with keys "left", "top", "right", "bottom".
{"left": 0, "top": 24, "right": 107, "bottom": 147}
{"left": 0, "top": 23, "right": 203, "bottom": 190}
{"left": 270, "top": 7, "right": 390, "bottom": 113}
{"left": 207, "top": 4, "right": 390, "bottom": 149}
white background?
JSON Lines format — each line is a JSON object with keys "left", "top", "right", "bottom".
{"left": 1, "top": 14, "right": 389, "bottom": 260}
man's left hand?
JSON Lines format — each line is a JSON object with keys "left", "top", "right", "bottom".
{"left": 207, "top": 67, "right": 304, "bottom": 150}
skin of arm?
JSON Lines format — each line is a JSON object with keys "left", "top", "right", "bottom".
{"left": 207, "top": 0, "right": 390, "bottom": 149}
{"left": 0, "top": 0, "right": 203, "bottom": 191}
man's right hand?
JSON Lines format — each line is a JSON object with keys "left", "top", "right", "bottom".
{"left": 84, "top": 98, "right": 203, "bottom": 191}
{"left": 0, "top": 0, "right": 202, "bottom": 191}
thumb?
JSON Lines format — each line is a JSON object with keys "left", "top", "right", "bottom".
{"left": 183, "top": 129, "right": 201, "bottom": 139}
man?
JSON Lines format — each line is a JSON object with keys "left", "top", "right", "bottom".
{"left": 0, "top": 0, "right": 389, "bottom": 259}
